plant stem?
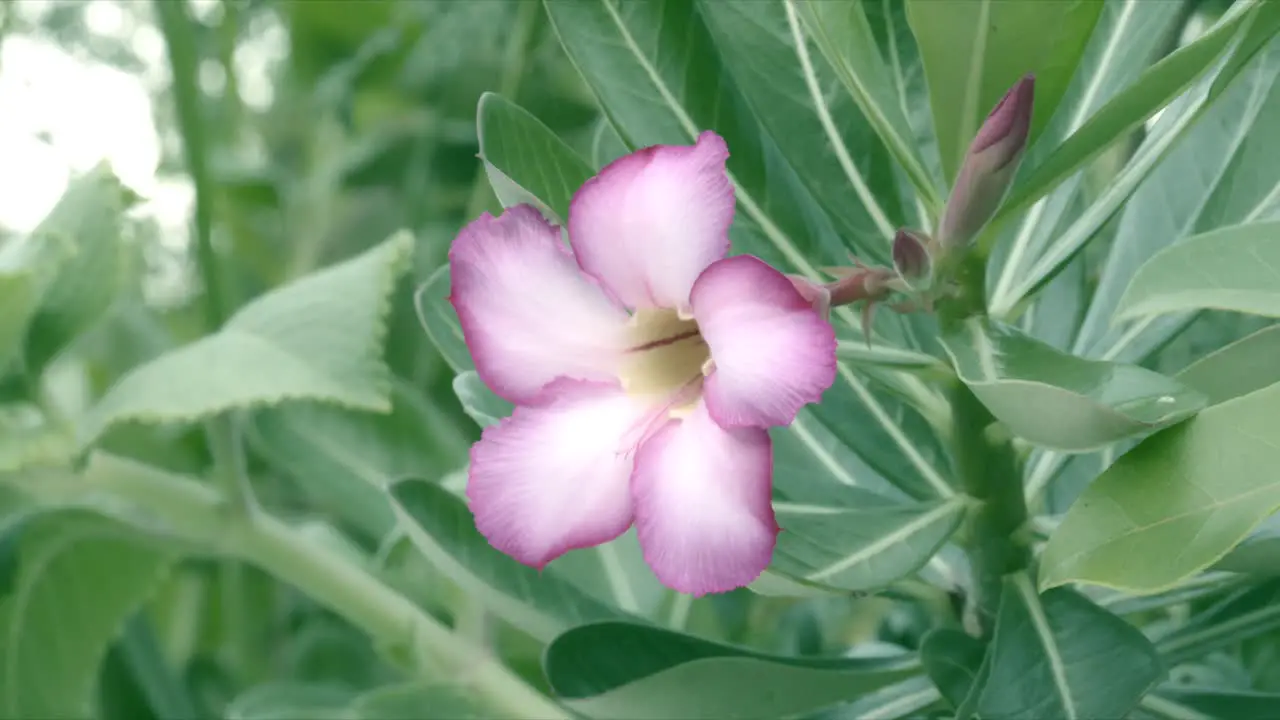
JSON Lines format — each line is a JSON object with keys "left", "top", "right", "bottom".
{"left": 70, "top": 461, "right": 569, "bottom": 720}
{"left": 938, "top": 255, "right": 1031, "bottom": 635}
{"left": 154, "top": 0, "right": 228, "bottom": 329}
{"left": 948, "top": 381, "right": 1029, "bottom": 634}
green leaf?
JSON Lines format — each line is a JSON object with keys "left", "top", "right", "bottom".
{"left": 812, "top": 676, "right": 942, "bottom": 720}
{"left": 1078, "top": 49, "right": 1280, "bottom": 362}
{"left": 1212, "top": 513, "right": 1280, "bottom": 575}
{"left": 22, "top": 163, "right": 137, "bottom": 373}
{"left": 920, "top": 628, "right": 986, "bottom": 709}
{"left": 0, "top": 514, "right": 178, "bottom": 720}
{"left": 414, "top": 265, "right": 472, "bottom": 375}
{"left": 1175, "top": 324, "right": 1280, "bottom": 406}
{"left": 1149, "top": 687, "right": 1280, "bottom": 719}
{"left": 542, "top": 620, "right": 918, "bottom": 719}
{"left": 249, "top": 381, "right": 461, "bottom": 541}
{"left": 350, "top": 681, "right": 488, "bottom": 719}
{"left": 452, "top": 371, "right": 512, "bottom": 428}
{"left": 905, "top": 0, "right": 1102, "bottom": 184}
{"left": 542, "top": 0, "right": 854, "bottom": 271}
{"left": 1154, "top": 579, "right": 1280, "bottom": 665}
{"left": 1114, "top": 220, "right": 1280, "bottom": 322}
{"left": 477, "top": 92, "right": 594, "bottom": 224}
{"left": 698, "top": 0, "right": 905, "bottom": 245}
{"left": 224, "top": 682, "right": 354, "bottom": 720}
{"left": 0, "top": 223, "right": 75, "bottom": 372}
{"left": 387, "top": 478, "right": 627, "bottom": 643}
{"left": 987, "top": 0, "right": 1206, "bottom": 330}
{"left": 79, "top": 231, "right": 414, "bottom": 447}
{"left": 975, "top": 574, "right": 1163, "bottom": 720}
{"left": 1040, "top": 381, "right": 1280, "bottom": 593}
{"left": 941, "top": 317, "right": 1206, "bottom": 451}
{"left": 995, "top": 0, "right": 1262, "bottom": 220}
{"left": 792, "top": 0, "right": 942, "bottom": 208}
{"left": 770, "top": 494, "right": 967, "bottom": 592}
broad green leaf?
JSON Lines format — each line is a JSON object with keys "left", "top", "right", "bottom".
{"left": 1078, "top": 47, "right": 1280, "bottom": 362}
{"left": 1212, "top": 513, "right": 1280, "bottom": 575}
{"left": 905, "top": 0, "right": 1102, "bottom": 184}
{"left": 1040, "top": 381, "right": 1280, "bottom": 593}
{"left": 0, "top": 514, "right": 178, "bottom": 720}
{"left": 1175, "top": 324, "right": 1280, "bottom": 405}
{"left": 542, "top": 620, "right": 918, "bottom": 719}
{"left": 793, "top": 0, "right": 942, "bottom": 208}
{"left": 452, "top": 371, "right": 512, "bottom": 428}
{"left": 224, "top": 682, "right": 354, "bottom": 720}
{"left": 698, "top": 0, "right": 906, "bottom": 245}
{"left": 1114, "top": 220, "right": 1280, "bottom": 322}
{"left": 975, "top": 574, "right": 1163, "bottom": 719}
{"left": 988, "top": 0, "right": 1186, "bottom": 321}
{"left": 941, "top": 317, "right": 1206, "bottom": 451}
{"left": 387, "top": 478, "right": 627, "bottom": 643}
{"left": 22, "top": 163, "right": 137, "bottom": 373}
{"left": 477, "top": 92, "right": 594, "bottom": 223}
{"left": 995, "top": 0, "right": 1262, "bottom": 220}
{"left": 920, "top": 628, "right": 986, "bottom": 709}
{"left": 249, "top": 380, "right": 462, "bottom": 541}
{"left": 79, "top": 231, "right": 413, "bottom": 447}
{"left": 770, "top": 494, "right": 967, "bottom": 592}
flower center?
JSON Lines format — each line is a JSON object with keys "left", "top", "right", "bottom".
{"left": 619, "top": 308, "right": 711, "bottom": 412}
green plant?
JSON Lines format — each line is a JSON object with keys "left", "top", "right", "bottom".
{"left": 2, "top": 0, "right": 1279, "bottom": 718}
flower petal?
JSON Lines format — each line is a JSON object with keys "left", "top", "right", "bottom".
{"left": 568, "top": 131, "right": 734, "bottom": 311}
{"left": 692, "top": 255, "right": 837, "bottom": 428}
{"left": 632, "top": 402, "right": 777, "bottom": 596}
{"left": 449, "top": 205, "right": 631, "bottom": 403}
{"left": 467, "top": 379, "right": 652, "bottom": 569}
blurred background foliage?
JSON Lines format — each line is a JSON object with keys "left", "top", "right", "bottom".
{"left": 0, "top": 1, "right": 1273, "bottom": 719}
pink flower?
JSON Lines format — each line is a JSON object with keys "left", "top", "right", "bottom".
{"left": 448, "top": 131, "right": 837, "bottom": 596}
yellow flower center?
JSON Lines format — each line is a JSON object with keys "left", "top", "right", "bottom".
{"left": 618, "top": 308, "right": 711, "bottom": 416}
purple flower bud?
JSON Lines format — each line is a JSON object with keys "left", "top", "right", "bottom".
{"left": 937, "top": 74, "right": 1035, "bottom": 249}
{"left": 892, "top": 229, "right": 933, "bottom": 288}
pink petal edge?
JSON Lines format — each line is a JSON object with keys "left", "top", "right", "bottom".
{"left": 568, "top": 130, "right": 735, "bottom": 312}
{"left": 631, "top": 401, "right": 778, "bottom": 596}
{"left": 692, "top": 255, "right": 837, "bottom": 429}
{"left": 448, "top": 205, "right": 630, "bottom": 404}
{"left": 466, "top": 378, "right": 652, "bottom": 569}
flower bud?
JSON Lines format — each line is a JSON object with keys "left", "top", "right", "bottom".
{"left": 892, "top": 229, "right": 933, "bottom": 288}
{"left": 937, "top": 74, "right": 1035, "bottom": 249}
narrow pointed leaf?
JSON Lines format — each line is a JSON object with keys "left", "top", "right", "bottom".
{"left": 1174, "top": 324, "right": 1280, "bottom": 406}
{"left": 478, "top": 92, "right": 593, "bottom": 223}
{"left": 1040, "top": 381, "right": 1280, "bottom": 593}
{"left": 542, "top": 621, "right": 918, "bottom": 719}
{"left": 995, "top": 0, "right": 1261, "bottom": 220}
{"left": 793, "top": 0, "right": 941, "bottom": 207}
{"left": 941, "top": 317, "right": 1206, "bottom": 451}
